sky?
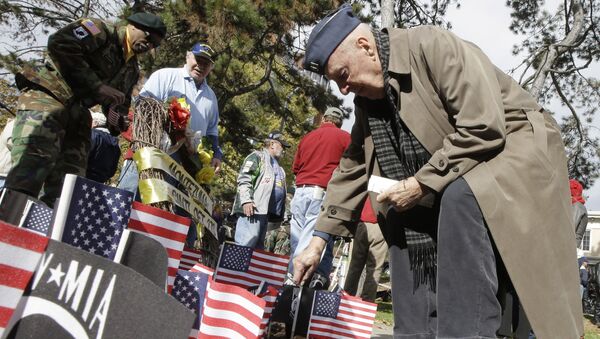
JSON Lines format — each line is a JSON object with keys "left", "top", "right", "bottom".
{"left": 337, "top": 0, "right": 600, "bottom": 211}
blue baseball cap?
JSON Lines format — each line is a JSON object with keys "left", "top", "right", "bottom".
{"left": 191, "top": 43, "right": 215, "bottom": 63}
{"left": 303, "top": 4, "right": 361, "bottom": 75}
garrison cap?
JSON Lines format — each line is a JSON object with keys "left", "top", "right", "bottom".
{"left": 191, "top": 43, "right": 216, "bottom": 63}
{"left": 127, "top": 12, "right": 167, "bottom": 38}
{"left": 303, "top": 4, "right": 361, "bottom": 75}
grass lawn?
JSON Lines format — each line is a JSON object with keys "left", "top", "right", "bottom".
{"left": 376, "top": 302, "right": 600, "bottom": 338}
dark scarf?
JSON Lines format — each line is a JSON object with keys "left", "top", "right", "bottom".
{"left": 368, "top": 29, "right": 437, "bottom": 291}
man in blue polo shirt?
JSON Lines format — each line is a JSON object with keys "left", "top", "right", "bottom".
{"left": 118, "top": 42, "right": 222, "bottom": 195}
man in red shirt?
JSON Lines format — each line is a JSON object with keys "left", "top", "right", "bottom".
{"left": 289, "top": 107, "right": 351, "bottom": 287}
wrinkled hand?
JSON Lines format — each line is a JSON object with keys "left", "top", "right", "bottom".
{"left": 292, "top": 236, "right": 327, "bottom": 286}
{"left": 376, "top": 176, "right": 426, "bottom": 212}
{"left": 242, "top": 202, "right": 256, "bottom": 217}
{"left": 211, "top": 157, "right": 222, "bottom": 175}
{"left": 94, "top": 84, "right": 125, "bottom": 106}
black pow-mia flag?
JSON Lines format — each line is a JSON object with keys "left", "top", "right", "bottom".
{"left": 5, "top": 240, "right": 194, "bottom": 339}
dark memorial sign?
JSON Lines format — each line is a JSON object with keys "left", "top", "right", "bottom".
{"left": 6, "top": 240, "right": 194, "bottom": 339}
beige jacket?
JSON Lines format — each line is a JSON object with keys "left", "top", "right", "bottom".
{"left": 316, "top": 26, "right": 582, "bottom": 338}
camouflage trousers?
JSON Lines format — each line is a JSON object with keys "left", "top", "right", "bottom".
{"left": 5, "top": 89, "right": 91, "bottom": 207}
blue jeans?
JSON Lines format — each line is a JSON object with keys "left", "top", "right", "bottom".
{"left": 289, "top": 186, "right": 333, "bottom": 277}
{"left": 235, "top": 214, "right": 269, "bottom": 249}
{"left": 117, "top": 159, "right": 139, "bottom": 198}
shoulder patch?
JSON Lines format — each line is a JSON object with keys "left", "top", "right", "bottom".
{"left": 242, "top": 161, "right": 254, "bottom": 173}
{"left": 81, "top": 19, "right": 101, "bottom": 35}
{"left": 73, "top": 26, "right": 89, "bottom": 40}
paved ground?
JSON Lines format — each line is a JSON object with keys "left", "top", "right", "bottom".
{"left": 372, "top": 323, "right": 393, "bottom": 338}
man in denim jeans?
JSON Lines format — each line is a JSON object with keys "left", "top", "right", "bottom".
{"left": 288, "top": 107, "right": 350, "bottom": 287}
{"left": 233, "top": 131, "right": 289, "bottom": 249}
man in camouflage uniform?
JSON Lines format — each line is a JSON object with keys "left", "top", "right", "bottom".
{"left": 7, "top": 12, "right": 166, "bottom": 207}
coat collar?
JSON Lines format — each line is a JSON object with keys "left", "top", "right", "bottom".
{"left": 385, "top": 28, "right": 411, "bottom": 75}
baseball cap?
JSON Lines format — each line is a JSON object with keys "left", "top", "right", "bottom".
{"left": 191, "top": 43, "right": 215, "bottom": 63}
{"left": 323, "top": 107, "right": 344, "bottom": 120}
{"left": 268, "top": 130, "right": 290, "bottom": 148}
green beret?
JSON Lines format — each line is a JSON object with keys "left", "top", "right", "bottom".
{"left": 127, "top": 12, "right": 167, "bottom": 38}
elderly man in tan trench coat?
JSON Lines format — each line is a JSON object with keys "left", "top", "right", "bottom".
{"left": 293, "top": 5, "right": 582, "bottom": 339}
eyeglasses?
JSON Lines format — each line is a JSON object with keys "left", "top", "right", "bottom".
{"left": 141, "top": 29, "right": 162, "bottom": 48}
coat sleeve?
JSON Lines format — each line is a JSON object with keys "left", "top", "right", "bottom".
{"left": 414, "top": 27, "right": 507, "bottom": 193}
{"left": 314, "top": 106, "right": 369, "bottom": 238}
{"left": 47, "top": 18, "right": 111, "bottom": 98}
{"left": 237, "top": 152, "right": 261, "bottom": 205}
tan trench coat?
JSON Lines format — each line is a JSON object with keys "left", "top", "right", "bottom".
{"left": 315, "top": 26, "right": 582, "bottom": 338}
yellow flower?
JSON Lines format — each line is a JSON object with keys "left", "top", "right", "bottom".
{"left": 198, "top": 150, "right": 212, "bottom": 166}
{"left": 195, "top": 167, "right": 215, "bottom": 184}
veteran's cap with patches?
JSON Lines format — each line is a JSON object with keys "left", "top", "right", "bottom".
{"left": 127, "top": 12, "right": 167, "bottom": 38}
{"left": 268, "top": 130, "right": 290, "bottom": 148}
{"left": 191, "top": 43, "right": 216, "bottom": 63}
{"left": 303, "top": 4, "right": 361, "bottom": 75}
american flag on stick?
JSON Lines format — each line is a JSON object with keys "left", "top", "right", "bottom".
{"left": 256, "top": 283, "right": 280, "bottom": 338}
{"left": 19, "top": 200, "right": 53, "bottom": 236}
{"left": 127, "top": 201, "right": 191, "bottom": 293}
{"left": 0, "top": 222, "right": 49, "bottom": 337}
{"left": 214, "top": 242, "right": 288, "bottom": 289}
{"left": 51, "top": 174, "right": 133, "bottom": 260}
{"left": 198, "top": 279, "right": 265, "bottom": 338}
{"left": 179, "top": 246, "right": 204, "bottom": 270}
{"left": 307, "top": 290, "right": 377, "bottom": 339}
{"left": 171, "top": 269, "right": 210, "bottom": 339}
{"left": 190, "top": 262, "right": 215, "bottom": 276}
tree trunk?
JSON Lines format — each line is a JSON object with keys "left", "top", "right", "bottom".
{"left": 381, "top": 0, "right": 395, "bottom": 28}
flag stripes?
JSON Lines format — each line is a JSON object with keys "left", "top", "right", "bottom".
{"left": 0, "top": 222, "right": 48, "bottom": 337}
{"left": 180, "top": 246, "right": 203, "bottom": 270}
{"left": 215, "top": 243, "right": 288, "bottom": 289}
{"left": 199, "top": 280, "right": 265, "bottom": 339}
{"left": 128, "top": 201, "right": 190, "bottom": 293}
{"left": 307, "top": 291, "right": 377, "bottom": 339}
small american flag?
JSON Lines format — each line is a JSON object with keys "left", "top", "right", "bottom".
{"left": 190, "top": 263, "right": 215, "bottom": 276}
{"left": 53, "top": 174, "right": 133, "bottom": 260}
{"left": 128, "top": 201, "right": 191, "bottom": 293}
{"left": 0, "top": 222, "right": 49, "bottom": 337}
{"left": 214, "top": 242, "right": 288, "bottom": 289}
{"left": 19, "top": 201, "right": 53, "bottom": 236}
{"left": 256, "top": 283, "right": 280, "bottom": 338}
{"left": 198, "top": 279, "right": 266, "bottom": 338}
{"left": 307, "top": 291, "right": 377, "bottom": 339}
{"left": 179, "top": 246, "right": 204, "bottom": 270}
{"left": 171, "top": 269, "right": 210, "bottom": 339}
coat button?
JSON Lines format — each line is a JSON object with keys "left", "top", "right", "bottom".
{"left": 452, "top": 167, "right": 459, "bottom": 172}
{"left": 330, "top": 208, "right": 337, "bottom": 215}
{"left": 438, "top": 160, "right": 445, "bottom": 167}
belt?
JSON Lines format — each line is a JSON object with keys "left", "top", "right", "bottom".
{"left": 297, "top": 184, "right": 326, "bottom": 190}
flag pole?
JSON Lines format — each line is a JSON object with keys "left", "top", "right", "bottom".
{"left": 212, "top": 242, "right": 226, "bottom": 280}
{"left": 290, "top": 287, "right": 303, "bottom": 339}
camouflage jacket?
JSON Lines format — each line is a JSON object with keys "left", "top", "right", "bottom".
{"left": 16, "top": 18, "right": 139, "bottom": 115}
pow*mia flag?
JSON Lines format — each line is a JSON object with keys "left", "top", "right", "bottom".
{"left": 5, "top": 239, "right": 194, "bottom": 339}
